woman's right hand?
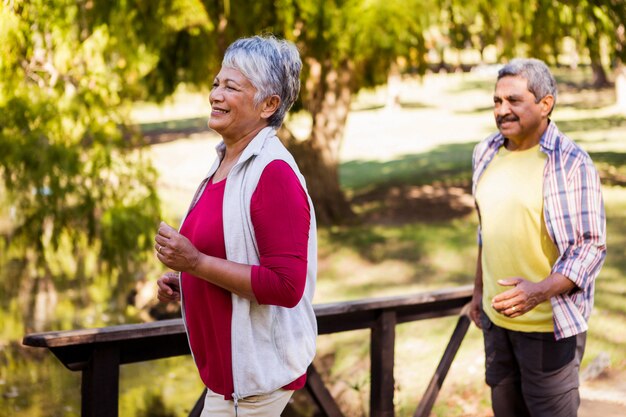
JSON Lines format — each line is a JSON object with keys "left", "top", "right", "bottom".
{"left": 157, "top": 271, "right": 181, "bottom": 303}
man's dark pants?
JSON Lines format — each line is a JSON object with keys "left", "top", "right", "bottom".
{"left": 481, "top": 311, "right": 586, "bottom": 417}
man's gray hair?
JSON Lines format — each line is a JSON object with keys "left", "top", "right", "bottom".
{"left": 498, "top": 58, "right": 557, "bottom": 112}
{"left": 222, "top": 35, "right": 302, "bottom": 128}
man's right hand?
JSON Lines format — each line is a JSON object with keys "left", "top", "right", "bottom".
{"left": 157, "top": 271, "right": 181, "bottom": 303}
{"left": 469, "top": 290, "right": 482, "bottom": 329}
{"left": 470, "top": 246, "right": 484, "bottom": 329}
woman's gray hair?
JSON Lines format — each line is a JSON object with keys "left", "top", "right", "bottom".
{"left": 222, "top": 35, "right": 302, "bottom": 128}
{"left": 498, "top": 58, "right": 557, "bottom": 113}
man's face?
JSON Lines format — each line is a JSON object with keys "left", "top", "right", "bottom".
{"left": 493, "top": 75, "right": 552, "bottom": 147}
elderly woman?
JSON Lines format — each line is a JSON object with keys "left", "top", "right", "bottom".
{"left": 155, "top": 35, "right": 317, "bottom": 416}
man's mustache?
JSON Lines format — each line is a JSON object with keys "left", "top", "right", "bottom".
{"left": 497, "top": 115, "right": 519, "bottom": 125}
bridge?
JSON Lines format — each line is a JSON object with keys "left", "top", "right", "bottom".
{"left": 23, "top": 285, "right": 473, "bottom": 417}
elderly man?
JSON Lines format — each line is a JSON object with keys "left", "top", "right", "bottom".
{"left": 469, "top": 58, "right": 606, "bottom": 417}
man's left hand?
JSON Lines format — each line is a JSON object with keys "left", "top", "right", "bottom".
{"left": 491, "top": 277, "right": 546, "bottom": 318}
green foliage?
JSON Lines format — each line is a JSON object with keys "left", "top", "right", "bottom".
{"left": 286, "top": 0, "right": 435, "bottom": 88}
{"left": 437, "top": 0, "right": 625, "bottom": 69}
{"left": 89, "top": 0, "right": 440, "bottom": 106}
{"left": 0, "top": 1, "right": 161, "bottom": 319}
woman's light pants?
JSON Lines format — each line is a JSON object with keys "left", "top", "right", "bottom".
{"left": 201, "top": 388, "right": 293, "bottom": 417}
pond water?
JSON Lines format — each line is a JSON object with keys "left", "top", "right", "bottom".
{"left": 1, "top": 342, "right": 206, "bottom": 417}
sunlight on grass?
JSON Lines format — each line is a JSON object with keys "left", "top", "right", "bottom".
{"left": 310, "top": 185, "right": 626, "bottom": 416}
{"left": 120, "top": 357, "right": 203, "bottom": 417}
{"left": 315, "top": 218, "right": 478, "bottom": 303}
{"left": 131, "top": 87, "right": 210, "bottom": 125}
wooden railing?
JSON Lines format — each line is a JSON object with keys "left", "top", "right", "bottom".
{"left": 22, "top": 285, "right": 473, "bottom": 417}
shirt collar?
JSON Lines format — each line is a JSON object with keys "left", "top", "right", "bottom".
{"left": 488, "top": 119, "right": 559, "bottom": 152}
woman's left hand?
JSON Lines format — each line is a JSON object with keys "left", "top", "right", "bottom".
{"left": 155, "top": 221, "right": 201, "bottom": 273}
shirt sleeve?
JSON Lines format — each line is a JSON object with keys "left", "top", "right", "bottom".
{"left": 551, "top": 158, "right": 606, "bottom": 292}
{"left": 250, "top": 160, "right": 311, "bottom": 308}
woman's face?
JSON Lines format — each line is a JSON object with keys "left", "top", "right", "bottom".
{"left": 208, "top": 66, "right": 267, "bottom": 141}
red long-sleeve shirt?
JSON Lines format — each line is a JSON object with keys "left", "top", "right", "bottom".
{"left": 180, "top": 160, "right": 310, "bottom": 399}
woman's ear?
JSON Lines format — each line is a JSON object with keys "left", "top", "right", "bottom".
{"left": 260, "top": 95, "right": 281, "bottom": 120}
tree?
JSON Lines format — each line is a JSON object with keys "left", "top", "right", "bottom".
{"left": 0, "top": 0, "right": 161, "bottom": 330}
{"left": 563, "top": 0, "right": 626, "bottom": 87}
{"left": 282, "top": 0, "right": 435, "bottom": 224}
{"left": 84, "top": 0, "right": 438, "bottom": 224}
{"left": 79, "top": 0, "right": 626, "bottom": 225}
{"left": 439, "top": 0, "right": 626, "bottom": 87}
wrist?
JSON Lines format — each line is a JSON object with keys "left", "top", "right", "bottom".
{"left": 538, "top": 274, "right": 565, "bottom": 301}
{"left": 534, "top": 280, "right": 551, "bottom": 304}
{"left": 187, "top": 250, "right": 202, "bottom": 275}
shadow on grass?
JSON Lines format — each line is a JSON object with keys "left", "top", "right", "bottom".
{"left": 447, "top": 79, "right": 494, "bottom": 93}
{"left": 351, "top": 103, "right": 386, "bottom": 112}
{"left": 341, "top": 142, "right": 476, "bottom": 191}
{"left": 138, "top": 116, "right": 213, "bottom": 145}
{"left": 351, "top": 100, "right": 433, "bottom": 112}
{"left": 557, "top": 115, "right": 626, "bottom": 133}
{"left": 589, "top": 151, "right": 626, "bottom": 186}
{"left": 319, "top": 219, "right": 477, "bottom": 290}
{"left": 456, "top": 105, "right": 493, "bottom": 115}
{"left": 341, "top": 142, "right": 476, "bottom": 226}
{"left": 399, "top": 100, "right": 433, "bottom": 109}
{"left": 320, "top": 142, "right": 480, "bottom": 267}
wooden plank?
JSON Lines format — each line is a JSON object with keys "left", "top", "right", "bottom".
{"left": 81, "top": 343, "right": 120, "bottom": 417}
{"left": 23, "top": 319, "right": 185, "bottom": 348}
{"left": 370, "top": 310, "right": 397, "bottom": 417}
{"left": 305, "top": 364, "right": 345, "bottom": 417}
{"left": 22, "top": 287, "right": 473, "bottom": 349}
{"left": 118, "top": 333, "right": 190, "bottom": 364}
{"left": 317, "top": 295, "right": 471, "bottom": 335}
{"left": 314, "top": 286, "right": 473, "bottom": 318}
{"left": 413, "top": 311, "right": 471, "bottom": 417}
{"left": 47, "top": 333, "right": 191, "bottom": 371}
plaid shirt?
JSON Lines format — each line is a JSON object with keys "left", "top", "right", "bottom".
{"left": 472, "top": 121, "right": 606, "bottom": 340}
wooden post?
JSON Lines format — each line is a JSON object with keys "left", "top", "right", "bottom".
{"left": 306, "top": 364, "right": 345, "bottom": 417}
{"left": 370, "top": 310, "right": 397, "bottom": 417}
{"left": 414, "top": 312, "right": 471, "bottom": 417}
{"left": 81, "top": 343, "right": 120, "bottom": 417}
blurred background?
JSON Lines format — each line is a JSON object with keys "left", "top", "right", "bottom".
{"left": 1, "top": 1, "right": 625, "bottom": 416}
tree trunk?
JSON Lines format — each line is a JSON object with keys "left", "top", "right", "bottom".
{"left": 283, "top": 58, "right": 355, "bottom": 225}
{"left": 586, "top": 6, "right": 610, "bottom": 88}
{"left": 18, "top": 249, "right": 58, "bottom": 332}
{"left": 590, "top": 59, "right": 609, "bottom": 88}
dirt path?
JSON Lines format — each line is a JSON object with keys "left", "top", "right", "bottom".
{"left": 580, "top": 370, "right": 626, "bottom": 417}
{"left": 580, "top": 399, "right": 626, "bottom": 417}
